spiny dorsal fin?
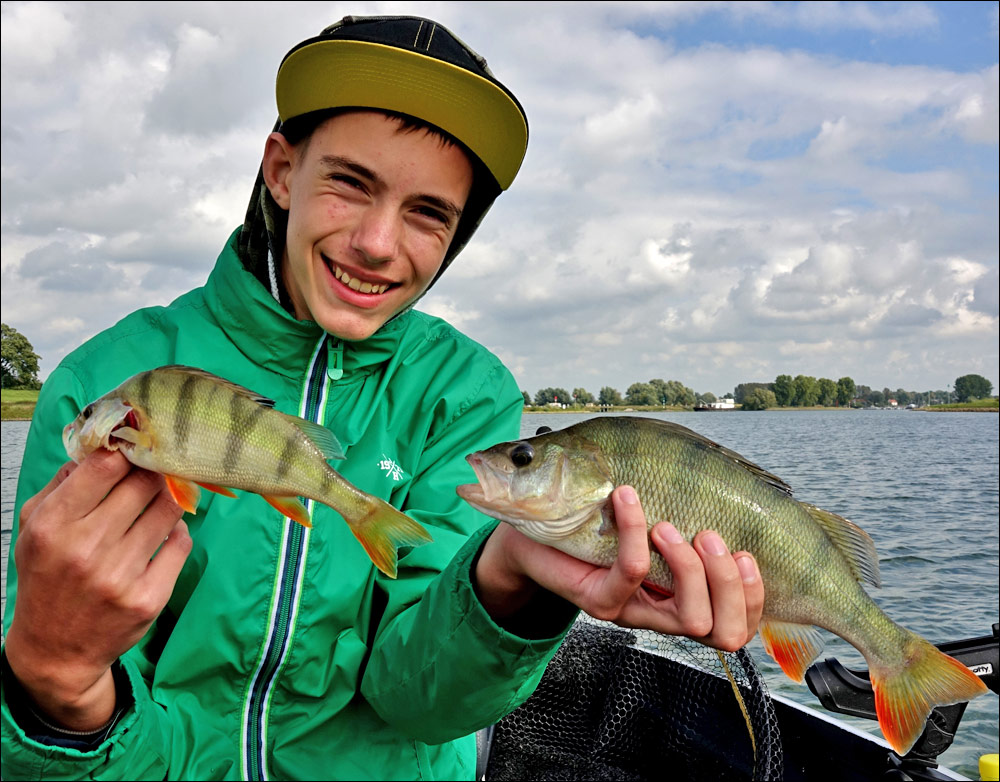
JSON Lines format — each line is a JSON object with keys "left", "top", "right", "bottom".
{"left": 648, "top": 419, "right": 793, "bottom": 496}
{"left": 284, "top": 415, "right": 345, "bottom": 461}
{"left": 803, "top": 503, "right": 881, "bottom": 588}
{"left": 157, "top": 365, "right": 275, "bottom": 407}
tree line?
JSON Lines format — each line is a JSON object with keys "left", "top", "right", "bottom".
{"left": 525, "top": 373, "right": 994, "bottom": 410}
{"left": 3, "top": 323, "right": 994, "bottom": 407}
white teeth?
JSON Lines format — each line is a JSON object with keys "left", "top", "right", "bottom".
{"left": 331, "top": 263, "right": 389, "bottom": 295}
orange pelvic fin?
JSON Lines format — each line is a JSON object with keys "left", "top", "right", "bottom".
{"left": 165, "top": 475, "right": 202, "bottom": 514}
{"left": 760, "top": 619, "right": 825, "bottom": 683}
{"left": 263, "top": 494, "right": 313, "bottom": 528}
{"left": 195, "top": 481, "right": 237, "bottom": 498}
{"left": 872, "top": 636, "right": 988, "bottom": 756}
{"left": 347, "top": 499, "right": 432, "bottom": 579}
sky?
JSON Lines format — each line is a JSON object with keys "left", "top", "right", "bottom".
{"left": 2, "top": 1, "right": 998, "bottom": 398}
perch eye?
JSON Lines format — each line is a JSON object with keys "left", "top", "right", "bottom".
{"left": 511, "top": 443, "right": 534, "bottom": 468}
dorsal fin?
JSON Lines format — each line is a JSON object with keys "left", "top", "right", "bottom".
{"left": 284, "top": 415, "right": 345, "bottom": 460}
{"left": 803, "top": 503, "right": 881, "bottom": 587}
{"left": 647, "top": 419, "right": 793, "bottom": 496}
{"left": 157, "top": 365, "right": 275, "bottom": 407}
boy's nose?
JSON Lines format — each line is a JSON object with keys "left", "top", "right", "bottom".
{"left": 351, "top": 204, "right": 399, "bottom": 264}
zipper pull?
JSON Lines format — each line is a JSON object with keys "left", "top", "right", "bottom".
{"left": 327, "top": 339, "right": 344, "bottom": 381}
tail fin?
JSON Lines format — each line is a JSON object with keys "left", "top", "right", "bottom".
{"left": 347, "top": 499, "right": 433, "bottom": 579}
{"left": 872, "top": 634, "right": 987, "bottom": 755}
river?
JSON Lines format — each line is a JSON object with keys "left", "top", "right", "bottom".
{"left": 2, "top": 410, "right": 997, "bottom": 777}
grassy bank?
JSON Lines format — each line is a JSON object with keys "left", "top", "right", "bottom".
{"left": 921, "top": 399, "right": 999, "bottom": 412}
{"left": 1, "top": 388, "right": 38, "bottom": 420}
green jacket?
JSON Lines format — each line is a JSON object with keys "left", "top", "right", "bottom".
{"left": 2, "top": 229, "right": 572, "bottom": 780}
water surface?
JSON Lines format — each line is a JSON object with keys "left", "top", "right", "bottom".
{"left": 3, "top": 412, "right": 997, "bottom": 776}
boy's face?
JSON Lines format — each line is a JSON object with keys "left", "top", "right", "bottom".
{"left": 264, "top": 111, "right": 474, "bottom": 340}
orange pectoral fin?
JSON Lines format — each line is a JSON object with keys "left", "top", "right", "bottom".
{"left": 195, "top": 482, "right": 237, "bottom": 498}
{"left": 263, "top": 495, "right": 313, "bottom": 528}
{"left": 760, "top": 619, "right": 825, "bottom": 683}
{"left": 164, "top": 475, "right": 202, "bottom": 515}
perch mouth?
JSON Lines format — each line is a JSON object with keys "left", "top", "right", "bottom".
{"left": 62, "top": 399, "right": 136, "bottom": 462}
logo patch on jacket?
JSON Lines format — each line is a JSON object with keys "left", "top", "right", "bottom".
{"left": 378, "top": 454, "right": 406, "bottom": 482}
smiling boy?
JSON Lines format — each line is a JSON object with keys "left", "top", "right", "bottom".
{"left": 2, "top": 16, "right": 762, "bottom": 780}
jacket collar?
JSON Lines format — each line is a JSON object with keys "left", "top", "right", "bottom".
{"left": 205, "top": 228, "right": 412, "bottom": 380}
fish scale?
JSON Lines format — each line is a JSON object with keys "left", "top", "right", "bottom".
{"left": 457, "top": 415, "right": 988, "bottom": 755}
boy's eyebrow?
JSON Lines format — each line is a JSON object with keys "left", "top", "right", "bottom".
{"left": 319, "top": 155, "right": 464, "bottom": 221}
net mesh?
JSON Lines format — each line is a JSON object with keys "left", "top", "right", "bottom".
{"left": 485, "top": 616, "right": 783, "bottom": 781}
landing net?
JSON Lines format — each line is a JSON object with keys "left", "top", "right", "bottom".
{"left": 485, "top": 617, "right": 783, "bottom": 781}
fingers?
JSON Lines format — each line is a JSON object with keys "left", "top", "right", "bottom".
{"left": 693, "top": 531, "right": 758, "bottom": 651}
{"left": 38, "top": 449, "right": 133, "bottom": 524}
{"left": 122, "top": 488, "right": 187, "bottom": 573}
{"left": 652, "top": 525, "right": 764, "bottom": 651}
{"left": 18, "top": 461, "right": 79, "bottom": 524}
{"left": 138, "top": 519, "right": 193, "bottom": 610}
{"left": 585, "top": 486, "right": 650, "bottom": 620}
{"left": 652, "top": 523, "right": 713, "bottom": 636}
{"left": 735, "top": 552, "right": 765, "bottom": 639}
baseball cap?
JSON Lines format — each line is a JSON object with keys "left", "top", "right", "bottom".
{"left": 276, "top": 15, "right": 528, "bottom": 192}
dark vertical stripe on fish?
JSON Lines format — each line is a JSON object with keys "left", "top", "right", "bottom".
{"left": 173, "top": 373, "right": 199, "bottom": 456}
{"left": 275, "top": 435, "right": 298, "bottom": 481}
{"left": 136, "top": 369, "right": 154, "bottom": 415}
{"left": 224, "top": 395, "right": 268, "bottom": 475}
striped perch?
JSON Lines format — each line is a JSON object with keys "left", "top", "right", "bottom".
{"left": 62, "top": 365, "right": 431, "bottom": 577}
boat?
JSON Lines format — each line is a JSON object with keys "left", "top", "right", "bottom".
{"left": 477, "top": 620, "right": 998, "bottom": 781}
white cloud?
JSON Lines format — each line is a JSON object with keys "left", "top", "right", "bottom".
{"left": 1, "top": 1, "right": 995, "bottom": 398}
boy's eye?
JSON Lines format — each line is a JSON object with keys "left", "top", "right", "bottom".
{"left": 415, "top": 206, "right": 448, "bottom": 225}
{"left": 331, "top": 174, "right": 366, "bottom": 191}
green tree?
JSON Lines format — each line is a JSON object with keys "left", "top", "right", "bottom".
{"left": 625, "top": 382, "right": 658, "bottom": 406}
{"left": 836, "top": 377, "right": 856, "bottom": 407}
{"left": 894, "top": 389, "right": 911, "bottom": 406}
{"left": 521, "top": 390, "right": 531, "bottom": 406}
{"left": 868, "top": 390, "right": 884, "bottom": 406}
{"left": 533, "top": 387, "right": 571, "bottom": 405}
{"left": 572, "top": 387, "right": 594, "bottom": 405}
{"left": 734, "top": 382, "right": 771, "bottom": 405}
{"left": 741, "top": 387, "right": 776, "bottom": 410}
{"left": 1, "top": 323, "right": 41, "bottom": 389}
{"left": 664, "top": 379, "right": 696, "bottom": 407}
{"left": 954, "top": 374, "right": 993, "bottom": 402}
{"left": 696, "top": 391, "right": 717, "bottom": 406}
{"left": 599, "top": 386, "right": 623, "bottom": 406}
{"left": 773, "top": 374, "right": 794, "bottom": 406}
{"left": 817, "top": 378, "right": 837, "bottom": 407}
{"left": 649, "top": 378, "right": 670, "bottom": 405}
{"left": 793, "top": 375, "right": 819, "bottom": 407}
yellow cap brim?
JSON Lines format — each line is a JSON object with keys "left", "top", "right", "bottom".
{"left": 276, "top": 40, "right": 527, "bottom": 190}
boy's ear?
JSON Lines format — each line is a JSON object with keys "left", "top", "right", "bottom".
{"left": 261, "top": 132, "right": 295, "bottom": 210}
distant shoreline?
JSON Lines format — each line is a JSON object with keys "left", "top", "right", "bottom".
{"left": 523, "top": 406, "right": 998, "bottom": 414}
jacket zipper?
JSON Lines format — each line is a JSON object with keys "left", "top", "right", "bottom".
{"left": 242, "top": 335, "right": 334, "bottom": 781}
